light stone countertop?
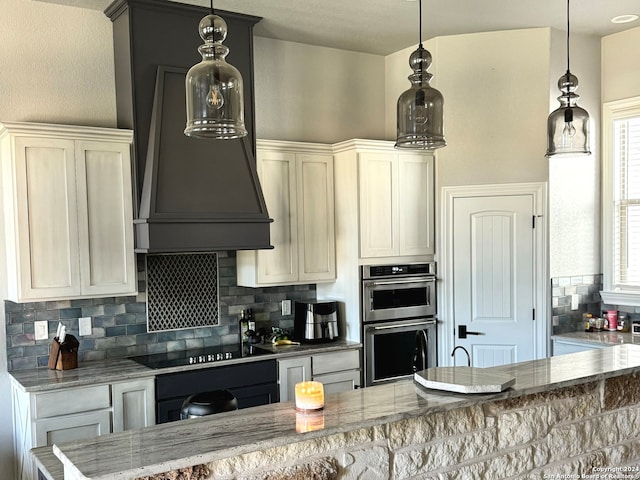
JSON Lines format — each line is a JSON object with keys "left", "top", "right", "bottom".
{"left": 551, "top": 330, "right": 640, "bottom": 346}
{"left": 10, "top": 339, "right": 361, "bottom": 393}
{"left": 53, "top": 344, "right": 640, "bottom": 480}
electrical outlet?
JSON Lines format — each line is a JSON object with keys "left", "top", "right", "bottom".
{"left": 79, "top": 317, "right": 92, "bottom": 336}
{"left": 571, "top": 294, "right": 580, "bottom": 310}
{"left": 281, "top": 299, "right": 292, "bottom": 316}
{"left": 34, "top": 321, "right": 49, "bottom": 341}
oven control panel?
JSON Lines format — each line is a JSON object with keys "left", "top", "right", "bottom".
{"left": 363, "top": 262, "right": 436, "bottom": 279}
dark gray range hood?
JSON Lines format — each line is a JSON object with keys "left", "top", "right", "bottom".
{"left": 136, "top": 66, "right": 272, "bottom": 253}
{"left": 106, "top": 0, "right": 271, "bottom": 253}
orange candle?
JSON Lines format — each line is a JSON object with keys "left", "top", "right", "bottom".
{"left": 294, "top": 381, "right": 324, "bottom": 411}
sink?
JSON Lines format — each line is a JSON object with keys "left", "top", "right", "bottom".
{"left": 414, "top": 366, "right": 515, "bottom": 394}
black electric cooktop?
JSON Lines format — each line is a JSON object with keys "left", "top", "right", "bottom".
{"left": 129, "top": 344, "right": 271, "bottom": 369}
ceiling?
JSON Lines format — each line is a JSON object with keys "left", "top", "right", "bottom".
{"left": 39, "top": 0, "right": 640, "bottom": 55}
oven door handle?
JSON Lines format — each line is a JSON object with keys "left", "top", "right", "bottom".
{"left": 372, "top": 320, "right": 436, "bottom": 330}
{"left": 369, "top": 278, "right": 434, "bottom": 286}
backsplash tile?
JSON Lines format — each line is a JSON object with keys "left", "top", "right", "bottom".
{"left": 4, "top": 251, "right": 316, "bottom": 371}
{"left": 551, "top": 274, "right": 603, "bottom": 334}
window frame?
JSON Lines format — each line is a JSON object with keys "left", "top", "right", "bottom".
{"left": 601, "top": 95, "right": 640, "bottom": 306}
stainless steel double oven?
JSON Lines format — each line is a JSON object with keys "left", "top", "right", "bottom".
{"left": 362, "top": 262, "right": 437, "bottom": 386}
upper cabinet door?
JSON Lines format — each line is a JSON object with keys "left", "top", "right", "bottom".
{"left": 13, "top": 136, "right": 82, "bottom": 300}
{"left": 357, "top": 147, "right": 434, "bottom": 259}
{"left": 297, "top": 153, "right": 335, "bottom": 283}
{"left": 75, "top": 140, "right": 136, "bottom": 297}
{"left": 1, "top": 122, "right": 136, "bottom": 302}
{"left": 398, "top": 154, "right": 434, "bottom": 256}
{"left": 256, "top": 149, "right": 299, "bottom": 285}
{"left": 358, "top": 152, "right": 398, "bottom": 258}
{"left": 236, "top": 140, "right": 336, "bottom": 287}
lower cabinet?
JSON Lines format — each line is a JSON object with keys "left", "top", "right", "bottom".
{"left": 552, "top": 339, "right": 606, "bottom": 356}
{"left": 278, "top": 348, "right": 361, "bottom": 402}
{"left": 11, "top": 378, "right": 155, "bottom": 480}
{"left": 34, "top": 409, "right": 111, "bottom": 447}
{"left": 155, "top": 360, "right": 278, "bottom": 423}
{"left": 278, "top": 356, "right": 312, "bottom": 402}
{"left": 112, "top": 378, "right": 155, "bottom": 432}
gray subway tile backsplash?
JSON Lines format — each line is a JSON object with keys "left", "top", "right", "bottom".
{"left": 551, "top": 274, "right": 602, "bottom": 335}
{"left": 5, "top": 251, "right": 315, "bottom": 371}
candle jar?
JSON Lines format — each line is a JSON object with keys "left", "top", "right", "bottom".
{"left": 294, "top": 381, "right": 324, "bottom": 411}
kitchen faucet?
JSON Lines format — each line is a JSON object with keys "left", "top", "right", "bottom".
{"left": 451, "top": 346, "right": 471, "bottom": 367}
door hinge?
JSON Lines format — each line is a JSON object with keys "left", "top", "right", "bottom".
{"left": 533, "top": 308, "right": 536, "bottom": 320}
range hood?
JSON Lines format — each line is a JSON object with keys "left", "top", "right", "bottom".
{"left": 135, "top": 66, "right": 272, "bottom": 253}
{"left": 106, "top": 0, "right": 271, "bottom": 253}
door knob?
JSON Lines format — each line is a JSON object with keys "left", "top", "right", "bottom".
{"left": 458, "top": 325, "right": 483, "bottom": 339}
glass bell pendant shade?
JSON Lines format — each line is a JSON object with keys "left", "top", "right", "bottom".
{"left": 395, "top": 46, "right": 446, "bottom": 150}
{"left": 546, "top": 72, "right": 590, "bottom": 156}
{"left": 184, "top": 14, "right": 247, "bottom": 139}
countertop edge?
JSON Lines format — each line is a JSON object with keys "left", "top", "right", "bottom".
{"left": 10, "top": 340, "right": 362, "bottom": 393}
{"left": 51, "top": 345, "right": 640, "bottom": 480}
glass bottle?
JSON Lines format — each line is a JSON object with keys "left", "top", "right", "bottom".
{"left": 239, "top": 309, "right": 249, "bottom": 343}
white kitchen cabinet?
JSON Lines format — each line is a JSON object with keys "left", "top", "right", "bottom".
{"left": 552, "top": 338, "right": 606, "bottom": 356}
{"left": 278, "top": 356, "right": 312, "bottom": 402}
{"left": 34, "top": 409, "right": 111, "bottom": 447}
{"left": 312, "top": 349, "right": 361, "bottom": 393}
{"left": 111, "top": 378, "right": 155, "bottom": 432}
{"left": 313, "top": 370, "right": 361, "bottom": 395}
{"left": 358, "top": 146, "right": 434, "bottom": 258}
{"left": 278, "top": 348, "right": 361, "bottom": 403}
{"left": 0, "top": 122, "right": 136, "bottom": 302}
{"left": 11, "top": 378, "right": 155, "bottom": 480}
{"left": 237, "top": 140, "right": 335, "bottom": 286}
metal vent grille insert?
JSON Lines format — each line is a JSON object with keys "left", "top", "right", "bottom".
{"left": 146, "top": 253, "right": 219, "bottom": 332}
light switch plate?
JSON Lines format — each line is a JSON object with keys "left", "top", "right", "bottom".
{"left": 281, "top": 299, "right": 292, "bottom": 316}
{"left": 79, "top": 317, "right": 92, "bottom": 336}
{"left": 34, "top": 321, "right": 49, "bottom": 341}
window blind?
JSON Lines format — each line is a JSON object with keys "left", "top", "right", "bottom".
{"left": 613, "top": 116, "right": 640, "bottom": 289}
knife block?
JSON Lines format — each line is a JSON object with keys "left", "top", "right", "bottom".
{"left": 48, "top": 334, "right": 79, "bottom": 370}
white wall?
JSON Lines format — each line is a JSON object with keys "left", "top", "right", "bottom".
{"left": 0, "top": 0, "right": 116, "bottom": 126}
{"left": 254, "top": 37, "right": 386, "bottom": 143}
{"left": 548, "top": 30, "right": 601, "bottom": 278}
{"left": 387, "top": 29, "right": 551, "bottom": 188}
{"left": 601, "top": 26, "right": 640, "bottom": 103}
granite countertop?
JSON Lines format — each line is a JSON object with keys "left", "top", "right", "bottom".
{"left": 52, "top": 344, "right": 640, "bottom": 480}
{"left": 10, "top": 339, "right": 361, "bottom": 393}
{"left": 552, "top": 330, "right": 640, "bottom": 346}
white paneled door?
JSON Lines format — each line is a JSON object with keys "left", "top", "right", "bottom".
{"left": 452, "top": 194, "right": 536, "bottom": 367}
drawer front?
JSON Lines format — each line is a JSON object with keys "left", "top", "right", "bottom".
{"left": 313, "top": 370, "right": 361, "bottom": 395}
{"left": 312, "top": 349, "right": 360, "bottom": 375}
{"left": 34, "top": 409, "right": 111, "bottom": 447}
{"left": 34, "top": 384, "right": 111, "bottom": 419}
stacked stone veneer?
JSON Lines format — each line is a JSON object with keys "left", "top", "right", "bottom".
{"left": 144, "top": 373, "right": 640, "bottom": 480}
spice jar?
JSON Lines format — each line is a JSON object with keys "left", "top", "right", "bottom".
{"left": 618, "top": 313, "right": 629, "bottom": 332}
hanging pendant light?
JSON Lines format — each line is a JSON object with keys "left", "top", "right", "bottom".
{"left": 395, "top": 0, "right": 445, "bottom": 150}
{"left": 546, "top": 0, "right": 590, "bottom": 156}
{"left": 184, "top": 0, "right": 247, "bottom": 139}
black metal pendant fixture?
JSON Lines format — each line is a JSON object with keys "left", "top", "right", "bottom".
{"left": 546, "top": 0, "right": 590, "bottom": 157}
{"left": 395, "top": 0, "right": 445, "bottom": 151}
{"left": 184, "top": 0, "right": 247, "bottom": 139}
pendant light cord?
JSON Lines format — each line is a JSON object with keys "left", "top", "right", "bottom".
{"left": 566, "top": 0, "right": 570, "bottom": 74}
{"left": 418, "top": 0, "right": 423, "bottom": 48}
{"left": 210, "top": 0, "right": 214, "bottom": 15}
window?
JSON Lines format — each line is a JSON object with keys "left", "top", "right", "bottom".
{"left": 602, "top": 96, "right": 640, "bottom": 305}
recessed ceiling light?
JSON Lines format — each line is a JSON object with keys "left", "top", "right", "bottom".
{"left": 611, "top": 14, "right": 639, "bottom": 24}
